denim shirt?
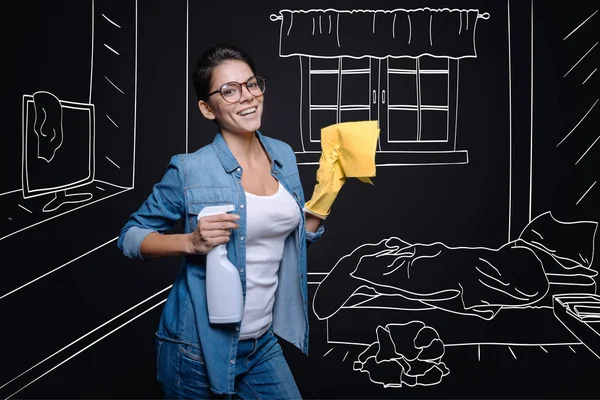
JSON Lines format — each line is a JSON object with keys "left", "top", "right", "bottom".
{"left": 117, "top": 131, "right": 323, "bottom": 394}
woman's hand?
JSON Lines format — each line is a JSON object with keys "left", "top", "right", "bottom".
{"left": 188, "top": 213, "right": 240, "bottom": 255}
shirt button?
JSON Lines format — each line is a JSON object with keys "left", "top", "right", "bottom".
{"left": 235, "top": 326, "right": 239, "bottom": 331}
{"left": 240, "top": 204, "right": 245, "bottom": 209}
{"left": 274, "top": 170, "right": 278, "bottom": 175}
{"left": 237, "top": 167, "right": 241, "bottom": 172}
{"left": 240, "top": 236, "right": 245, "bottom": 241}
{"left": 240, "top": 268, "right": 244, "bottom": 273}
{"left": 230, "top": 359, "right": 235, "bottom": 365}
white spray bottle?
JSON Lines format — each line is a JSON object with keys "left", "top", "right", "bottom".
{"left": 197, "top": 204, "right": 244, "bottom": 324}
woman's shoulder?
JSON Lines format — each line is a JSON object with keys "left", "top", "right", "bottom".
{"left": 164, "top": 143, "right": 227, "bottom": 188}
{"left": 169, "top": 142, "right": 218, "bottom": 164}
{"left": 259, "top": 133, "right": 295, "bottom": 158}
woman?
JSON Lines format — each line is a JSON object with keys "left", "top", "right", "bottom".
{"left": 117, "top": 43, "right": 324, "bottom": 399}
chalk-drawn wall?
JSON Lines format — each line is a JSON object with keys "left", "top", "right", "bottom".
{"left": 1, "top": 0, "right": 136, "bottom": 244}
{"left": 1, "top": 0, "right": 597, "bottom": 398}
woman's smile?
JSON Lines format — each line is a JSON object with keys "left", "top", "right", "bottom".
{"left": 238, "top": 106, "right": 257, "bottom": 116}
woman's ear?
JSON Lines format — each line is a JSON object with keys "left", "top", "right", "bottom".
{"left": 198, "top": 100, "right": 216, "bottom": 120}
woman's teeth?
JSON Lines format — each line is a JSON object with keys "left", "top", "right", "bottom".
{"left": 238, "top": 107, "right": 256, "bottom": 116}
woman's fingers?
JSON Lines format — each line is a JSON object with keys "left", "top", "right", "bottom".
{"left": 201, "top": 228, "right": 232, "bottom": 239}
{"left": 189, "top": 213, "right": 238, "bottom": 254}
{"left": 205, "top": 212, "right": 240, "bottom": 223}
{"left": 198, "top": 213, "right": 240, "bottom": 231}
{"left": 205, "top": 235, "right": 231, "bottom": 246}
{"left": 196, "top": 213, "right": 239, "bottom": 244}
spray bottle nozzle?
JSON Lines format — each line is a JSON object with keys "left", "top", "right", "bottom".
{"left": 197, "top": 204, "right": 235, "bottom": 219}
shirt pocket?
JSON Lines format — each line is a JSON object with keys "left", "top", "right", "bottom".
{"left": 185, "top": 187, "right": 234, "bottom": 232}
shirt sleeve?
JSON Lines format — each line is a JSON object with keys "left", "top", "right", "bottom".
{"left": 305, "top": 220, "right": 325, "bottom": 244}
{"left": 117, "top": 155, "right": 186, "bottom": 259}
{"left": 281, "top": 142, "right": 327, "bottom": 245}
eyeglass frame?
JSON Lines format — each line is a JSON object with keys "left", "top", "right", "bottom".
{"left": 205, "top": 75, "right": 267, "bottom": 103}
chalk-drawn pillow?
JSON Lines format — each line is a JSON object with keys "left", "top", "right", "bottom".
{"left": 519, "top": 211, "right": 597, "bottom": 268}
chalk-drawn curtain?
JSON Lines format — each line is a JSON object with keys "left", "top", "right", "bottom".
{"left": 277, "top": 9, "right": 482, "bottom": 59}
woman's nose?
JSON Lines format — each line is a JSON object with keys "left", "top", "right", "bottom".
{"left": 239, "top": 83, "right": 254, "bottom": 100}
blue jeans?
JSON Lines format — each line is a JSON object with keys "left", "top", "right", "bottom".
{"left": 156, "top": 330, "right": 302, "bottom": 399}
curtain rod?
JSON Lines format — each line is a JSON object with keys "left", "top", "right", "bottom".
{"left": 270, "top": 10, "right": 491, "bottom": 22}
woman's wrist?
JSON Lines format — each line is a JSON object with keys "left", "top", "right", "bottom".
{"left": 305, "top": 212, "right": 323, "bottom": 233}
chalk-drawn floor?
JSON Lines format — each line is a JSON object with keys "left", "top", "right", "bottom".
{"left": 302, "top": 341, "right": 600, "bottom": 397}
{"left": 287, "top": 286, "right": 600, "bottom": 398}
{"left": 0, "top": 181, "right": 130, "bottom": 241}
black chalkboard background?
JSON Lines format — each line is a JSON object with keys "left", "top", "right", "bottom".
{"left": 2, "top": 1, "right": 598, "bottom": 399}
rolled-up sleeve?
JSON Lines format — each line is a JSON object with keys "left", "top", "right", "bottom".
{"left": 120, "top": 227, "right": 155, "bottom": 259}
{"left": 305, "top": 221, "right": 325, "bottom": 244}
{"left": 117, "top": 155, "right": 186, "bottom": 259}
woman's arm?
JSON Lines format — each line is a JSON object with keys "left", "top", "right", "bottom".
{"left": 140, "top": 213, "right": 240, "bottom": 259}
{"left": 139, "top": 232, "right": 193, "bottom": 259}
{"left": 305, "top": 212, "right": 323, "bottom": 233}
{"left": 118, "top": 155, "right": 238, "bottom": 260}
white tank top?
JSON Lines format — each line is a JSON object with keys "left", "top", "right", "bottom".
{"left": 239, "top": 182, "right": 301, "bottom": 339}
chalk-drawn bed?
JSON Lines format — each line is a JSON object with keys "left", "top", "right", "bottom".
{"left": 312, "top": 212, "right": 599, "bottom": 350}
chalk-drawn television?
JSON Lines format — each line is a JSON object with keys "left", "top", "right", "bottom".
{"left": 21, "top": 91, "right": 95, "bottom": 212}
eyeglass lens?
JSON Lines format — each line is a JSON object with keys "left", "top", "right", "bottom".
{"left": 221, "top": 76, "right": 265, "bottom": 102}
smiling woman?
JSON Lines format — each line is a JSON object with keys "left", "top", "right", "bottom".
{"left": 198, "top": 59, "right": 265, "bottom": 140}
{"left": 117, "top": 43, "right": 325, "bottom": 399}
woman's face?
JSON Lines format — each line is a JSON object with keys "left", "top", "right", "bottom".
{"left": 199, "top": 59, "right": 264, "bottom": 137}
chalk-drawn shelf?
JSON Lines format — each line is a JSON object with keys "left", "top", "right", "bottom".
{"left": 296, "top": 150, "right": 469, "bottom": 166}
{"left": 553, "top": 294, "right": 600, "bottom": 359}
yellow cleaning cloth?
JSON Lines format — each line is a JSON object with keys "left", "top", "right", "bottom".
{"left": 304, "top": 120, "right": 380, "bottom": 219}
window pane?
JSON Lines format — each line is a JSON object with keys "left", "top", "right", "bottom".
{"left": 388, "top": 110, "right": 418, "bottom": 141}
{"left": 420, "top": 73, "right": 448, "bottom": 107}
{"left": 419, "top": 56, "right": 448, "bottom": 70}
{"left": 388, "top": 72, "right": 417, "bottom": 106}
{"left": 388, "top": 57, "right": 416, "bottom": 70}
{"left": 420, "top": 110, "right": 448, "bottom": 141}
{"left": 310, "top": 73, "right": 339, "bottom": 106}
{"left": 340, "top": 72, "right": 370, "bottom": 108}
{"left": 310, "top": 110, "right": 337, "bottom": 142}
{"left": 341, "top": 57, "right": 370, "bottom": 70}
{"left": 340, "top": 109, "right": 370, "bottom": 123}
{"left": 310, "top": 57, "right": 339, "bottom": 70}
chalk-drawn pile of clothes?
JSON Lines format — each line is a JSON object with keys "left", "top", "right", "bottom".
{"left": 353, "top": 321, "right": 450, "bottom": 387}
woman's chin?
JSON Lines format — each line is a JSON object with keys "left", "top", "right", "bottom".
{"left": 242, "top": 119, "right": 261, "bottom": 133}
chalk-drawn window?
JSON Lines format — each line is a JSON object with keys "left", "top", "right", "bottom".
{"left": 383, "top": 56, "right": 458, "bottom": 149}
{"left": 309, "top": 57, "right": 377, "bottom": 142}
{"left": 272, "top": 8, "right": 488, "bottom": 165}
{"left": 309, "top": 58, "right": 340, "bottom": 144}
{"left": 416, "top": 57, "right": 451, "bottom": 141}
{"left": 305, "top": 55, "right": 458, "bottom": 153}
{"left": 339, "top": 58, "right": 373, "bottom": 123}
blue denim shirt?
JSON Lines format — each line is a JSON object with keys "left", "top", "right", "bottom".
{"left": 117, "top": 131, "right": 323, "bottom": 394}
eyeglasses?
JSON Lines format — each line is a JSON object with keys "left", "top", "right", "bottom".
{"left": 206, "top": 76, "right": 266, "bottom": 103}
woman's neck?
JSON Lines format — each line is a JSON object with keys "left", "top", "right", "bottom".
{"left": 221, "top": 130, "right": 265, "bottom": 167}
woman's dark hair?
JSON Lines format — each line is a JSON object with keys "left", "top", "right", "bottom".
{"left": 193, "top": 43, "right": 257, "bottom": 101}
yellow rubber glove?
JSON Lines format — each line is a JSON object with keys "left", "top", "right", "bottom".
{"left": 304, "top": 120, "right": 380, "bottom": 219}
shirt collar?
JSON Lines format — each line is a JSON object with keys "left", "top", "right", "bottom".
{"left": 211, "top": 131, "right": 283, "bottom": 172}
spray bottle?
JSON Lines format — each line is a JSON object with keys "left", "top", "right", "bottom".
{"left": 197, "top": 204, "right": 244, "bottom": 324}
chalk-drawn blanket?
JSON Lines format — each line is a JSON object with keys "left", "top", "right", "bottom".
{"left": 313, "top": 212, "right": 598, "bottom": 321}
